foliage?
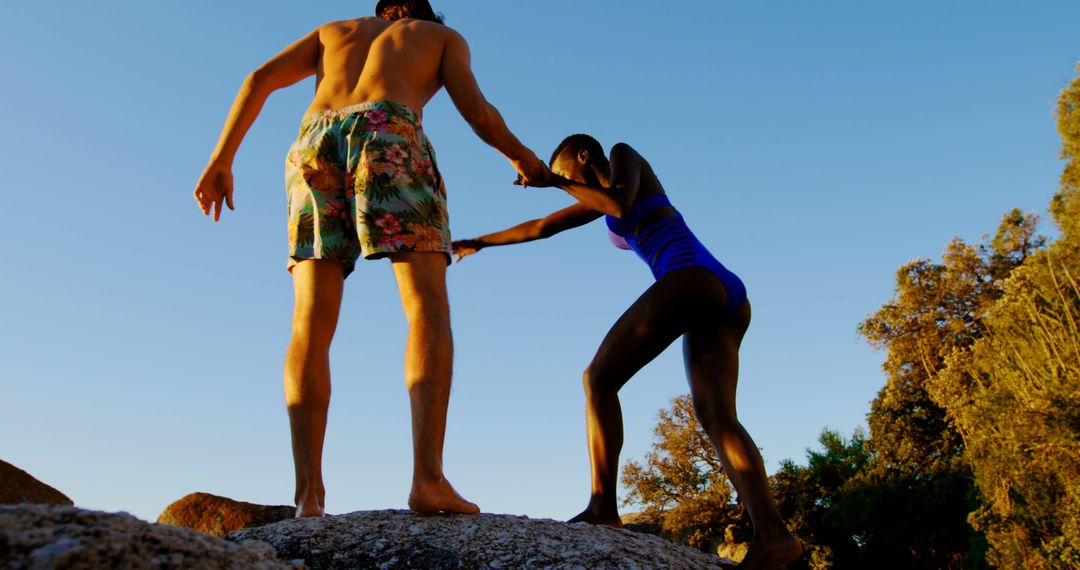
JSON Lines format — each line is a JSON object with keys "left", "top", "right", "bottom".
{"left": 850, "top": 209, "right": 1043, "bottom": 568}
{"left": 1051, "top": 63, "right": 1080, "bottom": 241}
{"left": 858, "top": 210, "right": 1043, "bottom": 472}
{"left": 771, "top": 429, "right": 869, "bottom": 569}
{"left": 927, "top": 68, "right": 1080, "bottom": 569}
{"left": 935, "top": 255, "right": 1080, "bottom": 569}
{"left": 835, "top": 463, "right": 984, "bottom": 569}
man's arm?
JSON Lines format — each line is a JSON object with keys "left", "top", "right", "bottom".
{"left": 554, "top": 143, "right": 644, "bottom": 218}
{"left": 439, "top": 29, "right": 550, "bottom": 186}
{"left": 452, "top": 202, "right": 601, "bottom": 262}
{"left": 194, "top": 28, "right": 320, "bottom": 221}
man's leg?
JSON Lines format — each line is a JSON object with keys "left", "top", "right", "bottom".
{"left": 285, "top": 259, "right": 345, "bottom": 518}
{"left": 390, "top": 252, "right": 479, "bottom": 515}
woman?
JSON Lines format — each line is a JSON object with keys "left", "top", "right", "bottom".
{"left": 453, "top": 134, "right": 802, "bottom": 569}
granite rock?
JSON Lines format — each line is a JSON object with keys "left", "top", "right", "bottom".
{"left": 228, "top": 509, "right": 736, "bottom": 569}
{"left": 0, "top": 504, "right": 302, "bottom": 569}
{"left": 158, "top": 492, "right": 295, "bottom": 537}
{"left": 0, "top": 460, "right": 73, "bottom": 506}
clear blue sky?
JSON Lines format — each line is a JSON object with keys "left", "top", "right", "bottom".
{"left": 1, "top": 1, "right": 1076, "bottom": 522}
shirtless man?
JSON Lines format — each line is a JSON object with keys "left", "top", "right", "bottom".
{"left": 194, "top": 0, "right": 550, "bottom": 517}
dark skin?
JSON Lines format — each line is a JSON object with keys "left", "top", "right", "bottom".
{"left": 454, "top": 142, "right": 803, "bottom": 570}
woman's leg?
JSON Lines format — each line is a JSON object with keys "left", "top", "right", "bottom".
{"left": 570, "top": 270, "right": 705, "bottom": 527}
{"left": 683, "top": 300, "right": 802, "bottom": 568}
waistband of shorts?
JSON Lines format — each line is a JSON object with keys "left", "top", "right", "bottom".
{"left": 301, "top": 100, "right": 421, "bottom": 129}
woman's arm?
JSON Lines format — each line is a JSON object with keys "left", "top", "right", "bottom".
{"left": 553, "top": 143, "right": 644, "bottom": 218}
{"left": 452, "top": 202, "right": 602, "bottom": 262}
{"left": 194, "top": 28, "right": 321, "bottom": 221}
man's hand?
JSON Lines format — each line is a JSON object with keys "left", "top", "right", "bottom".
{"left": 451, "top": 239, "right": 485, "bottom": 263}
{"left": 510, "top": 152, "right": 555, "bottom": 189}
{"left": 194, "top": 160, "right": 236, "bottom": 222}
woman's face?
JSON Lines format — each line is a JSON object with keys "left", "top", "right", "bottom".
{"left": 551, "top": 153, "right": 589, "bottom": 184}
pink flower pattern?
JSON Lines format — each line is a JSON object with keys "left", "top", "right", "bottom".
{"left": 285, "top": 101, "right": 450, "bottom": 275}
{"left": 375, "top": 213, "right": 402, "bottom": 234}
{"left": 387, "top": 144, "right": 408, "bottom": 164}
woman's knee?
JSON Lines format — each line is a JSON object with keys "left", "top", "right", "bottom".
{"left": 583, "top": 362, "right": 624, "bottom": 396}
{"left": 692, "top": 398, "right": 739, "bottom": 433}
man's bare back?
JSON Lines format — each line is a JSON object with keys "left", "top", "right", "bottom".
{"left": 308, "top": 17, "right": 451, "bottom": 121}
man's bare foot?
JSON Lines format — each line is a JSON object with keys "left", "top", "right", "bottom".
{"left": 294, "top": 486, "right": 325, "bottom": 518}
{"left": 737, "top": 535, "right": 803, "bottom": 570}
{"left": 295, "top": 501, "right": 325, "bottom": 518}
{"left": 567, "top": 505, "right": 624, "bottom": 528}
{"left": 408, "top": 477, "right": 480, "bottom": 515}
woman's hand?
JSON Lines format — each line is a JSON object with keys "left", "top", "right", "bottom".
{"left": 194, "top": 160, "right": 235, "bottom": 222}
{"left": 451, "top": 239, "right": 486, "bottom": 263}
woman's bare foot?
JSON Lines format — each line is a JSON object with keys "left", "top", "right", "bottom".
{"left": 737, "top": 535, "right": 803, "bottom": 570}
{"left": 408, "top": 477, "right": 480, "bottom": 515}
{"left": 567, "top": 504, "right": 624, "bottom": 528}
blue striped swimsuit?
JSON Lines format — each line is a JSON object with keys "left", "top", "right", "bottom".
{"left": 605, "top": 194, "right": 747, "bottom": 313}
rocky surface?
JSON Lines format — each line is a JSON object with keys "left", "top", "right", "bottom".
{"left": 229, "top": 510, "right": 736, "bottom": 569}
{"left": 158, "top": 492, "right": 295, "bottom": 537}
{"left": 0, "top": 504, "right": 302, "bottom": 569}
{"left": 713, "top": 525, "right": 750, "bottom": 565}
{"left": 622, "top": 510, "right": 749, "bottom": 564}
{"left": 0, "top": 460, "right": 73, "bottom": 506}
{"left": 620, "top": 511, "right": 662, "bottom": 536}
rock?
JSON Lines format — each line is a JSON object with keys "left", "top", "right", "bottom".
{"left": 622, "top": 509, "right": 749, "bottom": 564}
{"left": 0, "top": 460, "right": 73, "bottom": 506}
{"left": 228, "top": 509, "right": 736, "bottom": 569}
{"left": 713, "top": 524, "right": 750, "bottom": 564}
{"left": 715, "top": 541, "right": 749, "bottom": 565}
{"left": 158, "top": 492, "right": 296, "bottom": 537}
{"left": 0, "top": 504, "right": 303, "bottom": 569}
{"left": 620, "top": 510, "right": 663, "bottom": 536}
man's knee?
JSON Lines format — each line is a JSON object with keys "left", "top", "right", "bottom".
{"left": 402, "top": 302, "right": 451, "bottom": 347}
{"left": 399, "top": 274, "right": 450, "bottom": 327}
{"left": 290, "top": 309, "right": 337, "bottom": 347}
{"left": 284, "top": 375, "right": 331, "bottom": 410}
{"left": 285, "top": 390, "right": 330, "bottom": 411}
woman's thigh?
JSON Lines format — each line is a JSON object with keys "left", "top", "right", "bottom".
{"left": 588, "top": 269, "right": 719, "bottom": 389}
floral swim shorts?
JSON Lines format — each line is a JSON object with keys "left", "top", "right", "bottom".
{"left": 285, "top": 100, "right": 451, "bottom": 277}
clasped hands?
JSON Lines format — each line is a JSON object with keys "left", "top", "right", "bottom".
{"left": 511, "top": 154, "right": 567, "bottom": 190}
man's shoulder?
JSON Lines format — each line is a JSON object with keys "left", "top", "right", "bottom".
{"left": 318, "top": 17, "right": 461, "bottom": 40}
{"left": 432, "top": 23, "right": 466, "bottom": 47}
{"left": 404, "top": 19, "right": 463, "bottom": 40}
{"left": 317, "top": 17, "right": 380, "bottom": 33}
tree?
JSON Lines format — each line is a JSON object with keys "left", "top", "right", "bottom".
{"left": 859, "top": 211, "right": 1043, "bottom": 472}
{"left": 772, "top": 429, "right": 869, "bottom": 569}
{"left": 929, "top": 65, "right": 1080, "bottom": 570}
{"left": 854, "top": 209, "right": 1043, "bottom": 569}
{"left": 621, "top": 395, "right": 749, "bottom": 550}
